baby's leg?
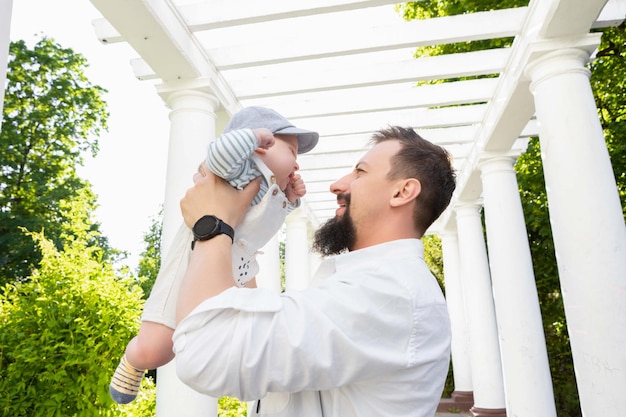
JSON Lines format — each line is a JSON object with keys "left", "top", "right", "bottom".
{"left": 125, "top": 321, "right": 175, "bottom": 369}
{"left": 110, "top": 321, "right": 174, "bottom": 404}
{"left": 111, "top": 223, "right": 191, "bottom": 404}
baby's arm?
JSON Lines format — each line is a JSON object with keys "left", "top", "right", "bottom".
{"left": 285, "top": 173, "right": 306, "bottom": 205}
{"left": 206, "top": 128, "right": 274, "bottom": 181}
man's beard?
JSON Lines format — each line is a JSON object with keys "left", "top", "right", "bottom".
{"left": 312, "top": 195, "right": 356, "bottom": 257}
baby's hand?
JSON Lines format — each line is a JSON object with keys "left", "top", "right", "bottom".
{"left": 254, "top": 128, "right": 275, "bottom": 150}
{"left": 285, "top": 173, "right": 306, "bottom": 204}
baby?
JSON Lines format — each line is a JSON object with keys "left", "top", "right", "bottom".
{"left": 109, "top": 106, "right": 318, "bottom": 404}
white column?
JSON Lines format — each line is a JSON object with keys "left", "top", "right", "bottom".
{"left": 454, "top": 203, "right": 506, "bottom": 416}
{"left": 526, "top": 48, "right": 626, "bottom": 416}
{"left": 284, "top": 208, "right": 311, "bottom": 290}
{"left": 440, "top": 231, "right": 473, "bottom": 401}
{"left": 479, "top": 156, "right": 556, "bottom": 417}
{"left": 0, "top": 0, "right": 13, "bottom": 130}
{"left": 160, "top": 90, "right": 219, "bottom": 251}
{"left": 256, "top": 233, "right": 282, "bottom": 293}
{"left": 158, "top": 89, "right": 219, "bottom": 417}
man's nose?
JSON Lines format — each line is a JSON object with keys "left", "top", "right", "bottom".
{"left": 330, "top": 172, "right": 351, "bottom": 195}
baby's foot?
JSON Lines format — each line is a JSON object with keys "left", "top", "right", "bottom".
{"left": 109, "top": 354, "right": 145, "bottom": 404}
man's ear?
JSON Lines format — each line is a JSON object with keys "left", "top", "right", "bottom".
{"left": 390, "top": 178, "right": 421, "bottom": 207}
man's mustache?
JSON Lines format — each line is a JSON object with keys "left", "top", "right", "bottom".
{"left": 337, "top": 193, "right": 351, "bottom": 206}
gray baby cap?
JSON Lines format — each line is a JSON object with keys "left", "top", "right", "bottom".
{"left": 224, "top": 106, "right": 319, "bottom": 154}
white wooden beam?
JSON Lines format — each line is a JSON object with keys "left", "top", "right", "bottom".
{"left": 542, "top": 0, "right": 625, "bottom": 38}
{"left": 242, "top": 78, "right": 498, "bottom": 119}
{"left": 89, "top": 0, "right": 240, "bottom": 111}
{"left": 593, "top": 0, "right": 626, "bottom": 28}
{"left": 202, "top": 8, "right": 528, "bottom": 69}
{"left": 181, "top": 0, "right": 401, "bottom": 30}
{"left": 228, "top": 49, "right": 509, "bottom": 98}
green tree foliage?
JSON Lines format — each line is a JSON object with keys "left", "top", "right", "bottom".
{"left": 0, "top": 37, "right": 115, "bottom": 285}
{"left": 398, "top": 0, "right": 527, "bottom": 19}
{"left": 398, "top": 3, "right": 625, "bottom": 416}
{"left": 423, "top": 234, "right": 454, "bottom": 398}
{"left": 0, "top": 231, "right": 155, "bottom": 416}
{"left": 423, "top": 234, "right": 444, "bottom": 287}
{"left": 396, "top": 0, "right": 527, "bottom": 60}
{"left": 590, "top": 23, "right": 626, "bottom": 215}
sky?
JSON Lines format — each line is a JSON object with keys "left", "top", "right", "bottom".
{"left": 8, "top": 0, "right": 172, "bottom": 268}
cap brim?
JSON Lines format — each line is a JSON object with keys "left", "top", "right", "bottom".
{"left": 275, "top": 127, "right": 319, "bottom": 154}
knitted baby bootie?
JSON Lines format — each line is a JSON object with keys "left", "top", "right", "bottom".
{"left": 109, "top": 354, "right": 145, "bottom": 404}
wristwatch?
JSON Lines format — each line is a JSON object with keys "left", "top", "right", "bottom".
{"left": 191, "top": 215, "right": 234, "bottom": 250}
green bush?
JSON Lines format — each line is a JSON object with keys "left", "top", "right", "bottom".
{"left": 0, "top": 232, "right": 154, "bottom": 416}
{"left": 114, "top": 378, "right": 156, "bottom": 416}
{"left": 218, "top": 397, "right": 247, "bottom": 417}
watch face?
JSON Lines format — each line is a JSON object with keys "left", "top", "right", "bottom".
{"left": 194, "top": 215, "right": 218, "bottom": 239}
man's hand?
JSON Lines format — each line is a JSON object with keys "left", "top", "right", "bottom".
{"left": 285, "top": 173, "right": 306, "bottom": 204}
{"left": 181, "top": 162, "right": 260, "bottom": 229}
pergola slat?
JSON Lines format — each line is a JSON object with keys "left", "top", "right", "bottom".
{"left": 200, "top": 8, "right": 527, "bottom": 69}
{"left": 179, "top": 0, "right": 401, "bottom": 30}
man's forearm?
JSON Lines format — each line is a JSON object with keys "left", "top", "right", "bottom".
{"left": 177, "top": 168, "right": 259, "bottom": 324}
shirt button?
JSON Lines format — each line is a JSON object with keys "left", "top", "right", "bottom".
{"left": 272, "top": 189, "right": 278, "bottom": 196}
{"left": 270, "top": 175, "right": 276, "bottom": 184}
{"left": 282, "top": 201, "right": 287, "bottom": 208}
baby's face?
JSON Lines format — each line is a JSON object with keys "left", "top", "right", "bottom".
{"left": 259, "top": 134, "right": 299, "bottom": 190}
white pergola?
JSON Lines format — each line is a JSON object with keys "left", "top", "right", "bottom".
{"left": 2, "top": 1, "right": 625, "bottom": 416}
{"left": 87, "top": 0, "right": 623, "bottom": 230}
